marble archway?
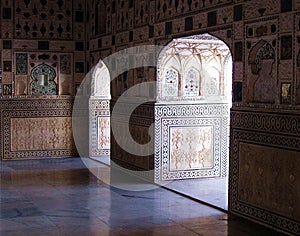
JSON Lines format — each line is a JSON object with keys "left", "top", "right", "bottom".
{"left": 89, "top": 60, "right": 111, "bottom": 157}
{"left": 155, "top": 33, "right": 232, "bottom": 181}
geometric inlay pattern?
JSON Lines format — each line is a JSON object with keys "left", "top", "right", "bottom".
{"left": 16, "top": 53, "right": 28, "bottom": 75}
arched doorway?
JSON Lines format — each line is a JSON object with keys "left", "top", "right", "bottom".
{"left": 154, "top": 33, "right": 232, "bottom": 210}
{"left": 88, "top": 59, "right": 111, "bottom": 160}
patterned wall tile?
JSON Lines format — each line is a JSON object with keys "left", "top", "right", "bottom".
{"left": 238, "top": 143, "right": 300, "bottom": 221}
{"left": 194, "top": 12, "right": 207, "bottom": 29}
{"left": 16, "top": 53, "right": 28, "bottom": 75}
{"left": 13, "top": 0, "right": 73, "bottom": 40}
{"left": 13, "top": 40, "right": 38, "bottom": 49}
{"left": 279, "top": 60, "right": 293, "bottom": 80}
{"left": 60, "top": 54, "right": 72, "bottom": 74}
{"left": 280, "top": 12, "right": 294, "bottom": 33}
{"left": 2, "top": 50, "right": 12, "bottom": 59}
{"left": 1, "top": 73, "right": 12, "bottom": 84}
{"left": 134, "top": 0, "right": 149, "bottom": 27}
{"left": 233, "top": 21, "right": 243, "bottom": 40}
{"left": 244, "top": 0, "right": 280, "bottom": 20}
{"left": 2, "top": 84, "right": 12, "bottom": 95}
{"left": 218, "top": 6, "right": 233, "bottom": 25}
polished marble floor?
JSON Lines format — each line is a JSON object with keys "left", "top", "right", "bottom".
{"left": 0, "top": 158, "right": 286, "bottom": 235}
{"left": 161, "top": 177, "right": 228, "bottom": 211}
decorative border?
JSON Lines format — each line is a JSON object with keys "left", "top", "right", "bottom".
{"left": 231, "top": 109, "right": 300, "bottom": 136}
{"left": 230, "top": 110, "right": 300, "bottom": 235}
{"left": 155, "top": 103, "right": 229, "bottom": 181}
{"left": 0, "top": 98, "right": 74, "bottom": 110}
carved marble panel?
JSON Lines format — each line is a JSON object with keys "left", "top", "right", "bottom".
{"left": 0, "top": 98, "right": 76, "bottom": 159}
{"left": 11, "top": 117, "right": 73, "bottom": 151}
{"left": 234, "top": 61, "right": 243, "bottom": 81}
{"left": 279, "top": 60, "right": 293, "bottom": 80}
{"left": 194, "top": 12, "right": 207, "bottom": 29}
{"left": 2, "top": 50, "right": 12, "bottom": 59}
{"left": 89, "top": 99, "right": 110, "bottom": 157}
{"left": 155, "top": 103, "right": 229, "bottom": 181}
{"left": 98, "top": 117, "right": 110, "bottom": 150}
{"left": 170, "top": 126, "right": 213, "bottom": 171}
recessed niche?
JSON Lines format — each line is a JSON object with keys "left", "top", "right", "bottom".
{"left": 233, "top": 5, "right": 242, "bottom": 21}
{"left": 281, "top": 82, "right": 291, "bottom": 104}
{"left": 3, "top": 40, "right": 12, "bottom": 49}
{"left": 75, "top": 62, "right": 84, "bottom": 73}
{"left": 2, "top": 8, "right": 12, "bottom": 19}
{"left": 38, "top": 41, "right": 49, "bottom": 50}
{"left": 165, "top": 21, "right": 172, "bottom": 35}
{"left": 281, "top": 35, "right": 292, "bottom": 60}
{"left": 75, "top": 11, "right": 84, "bottom": 22}
{"left": 234, "top": 42, "right": 243, "bottom": 62}
{"left": 185, "top": 17, "right": 193, "bottom": 31}
{"left": 233, "top": 82, "right": 242, "bottom": 102}
{"left": 207, "top": 11, "right": 217, "bottom": 27}
{"left": 75, "top": 42, "right": 84, "bottom": 51}
{"left": 3, "top": 61, "right": 12, "bottom": 72}
{"left": 281, "top": 0, "right": 292, "bottom": 12}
